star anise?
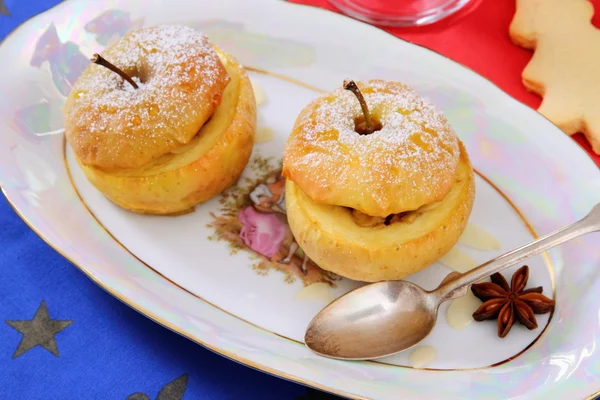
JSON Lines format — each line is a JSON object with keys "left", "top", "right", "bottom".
{"left": 471, "top": 265, "right": 555, "bottom": 338}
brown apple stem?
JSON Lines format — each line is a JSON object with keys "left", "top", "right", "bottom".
{"left": 343, "top": 79, "right": 373, "bottom": 134}
{"left": 91, "top": 53, "right": 139, "bottom": 89}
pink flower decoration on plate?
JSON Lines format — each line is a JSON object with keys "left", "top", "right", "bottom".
{"left": 238, "top": 206, "right": 287, "bottom": 259}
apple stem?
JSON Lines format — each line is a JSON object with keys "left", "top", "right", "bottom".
{"left": 91, "top": 53, "right": 139, "bottom": 89}
{"left": 343, "top": 79, "right": 374, "bottom": 134}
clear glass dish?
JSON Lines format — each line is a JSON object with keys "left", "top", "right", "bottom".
{"left": 328, "top": 0, "right": 473, "bottom": 27}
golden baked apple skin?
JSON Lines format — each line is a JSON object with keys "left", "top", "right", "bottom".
{"left": 285, "top": 142, "right": 475, "bottom": 282}
{"left": 74, "top": 48, "right": 256, "bottom": 215}
{"left": 64, "top": 26, "right": 231, "bottom": 172}
{"left": 282, "top": 79, "right": 460, "bottom": 218}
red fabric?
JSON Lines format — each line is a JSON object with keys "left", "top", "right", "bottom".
{"left": 291, "top": 0, "right": 600, "bottom": 167}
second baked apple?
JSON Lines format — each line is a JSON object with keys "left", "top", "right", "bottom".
{"left": 282, "top": 79, "right": 475, "bottom": 282}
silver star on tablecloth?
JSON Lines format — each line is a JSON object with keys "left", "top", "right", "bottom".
{"left": 127, "top": 374, "right": 189, "bottom": 400}
{"left": 5, "top": 301, "right": 72, "bottom": 358}
{"left": 0, "top": 0, "right": 10, "bottom": 16}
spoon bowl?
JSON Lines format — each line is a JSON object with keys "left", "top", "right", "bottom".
{"left": 305, "top": 281, "right": 438, "bottom": 360}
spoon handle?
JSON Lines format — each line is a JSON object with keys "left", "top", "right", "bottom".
{"left": 435, "top": 202, "right": 600, "bottom": 303}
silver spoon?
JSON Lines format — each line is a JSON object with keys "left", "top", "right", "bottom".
{"left": 305, "top": 202, "right": 600, "bottom": 361}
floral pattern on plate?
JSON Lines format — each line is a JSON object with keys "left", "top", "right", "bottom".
{"left": 208, "top": 157, "right": 340, "bottom": 287}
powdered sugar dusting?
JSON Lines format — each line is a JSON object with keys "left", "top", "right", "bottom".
{"left": 123, "top": 76, "right": 145, "bottom": 92}
{"left": 64, "top": 24, "right": 229, "bottom": 170}
{"left": 284, "top": 80, "right": 461, "bottom": 216}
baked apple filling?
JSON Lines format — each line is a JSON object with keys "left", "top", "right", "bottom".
{"left": 349, "top": 200, "right": 442, "bottom": 228}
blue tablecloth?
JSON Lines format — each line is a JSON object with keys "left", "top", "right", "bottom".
{"left": 0, "top": 1, "right": 338, "bottom": 398}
